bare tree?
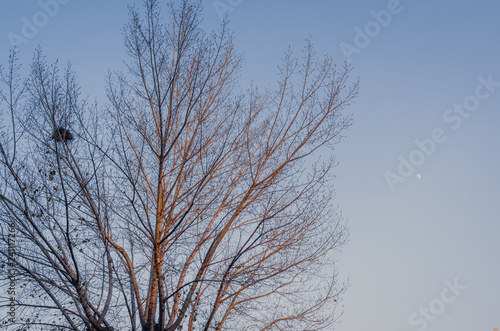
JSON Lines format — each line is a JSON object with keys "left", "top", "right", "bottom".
{"left": 0, "top": 0, "right": 358, "bottom": 330}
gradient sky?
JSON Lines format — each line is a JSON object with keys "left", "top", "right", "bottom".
{"left": 1, "top": 1, "right": 500, "bottom": 330}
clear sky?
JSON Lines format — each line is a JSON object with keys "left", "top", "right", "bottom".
{"left": 1, "top": 1, "right": 500, "bottom": 330}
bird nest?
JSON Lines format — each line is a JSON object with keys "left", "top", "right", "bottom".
{"left": 52, "top": 127, "right": 73, "bottom": 142}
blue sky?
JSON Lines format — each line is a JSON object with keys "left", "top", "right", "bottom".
{"left": 1, "top": 1, "right": 499, "bottom": 330}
